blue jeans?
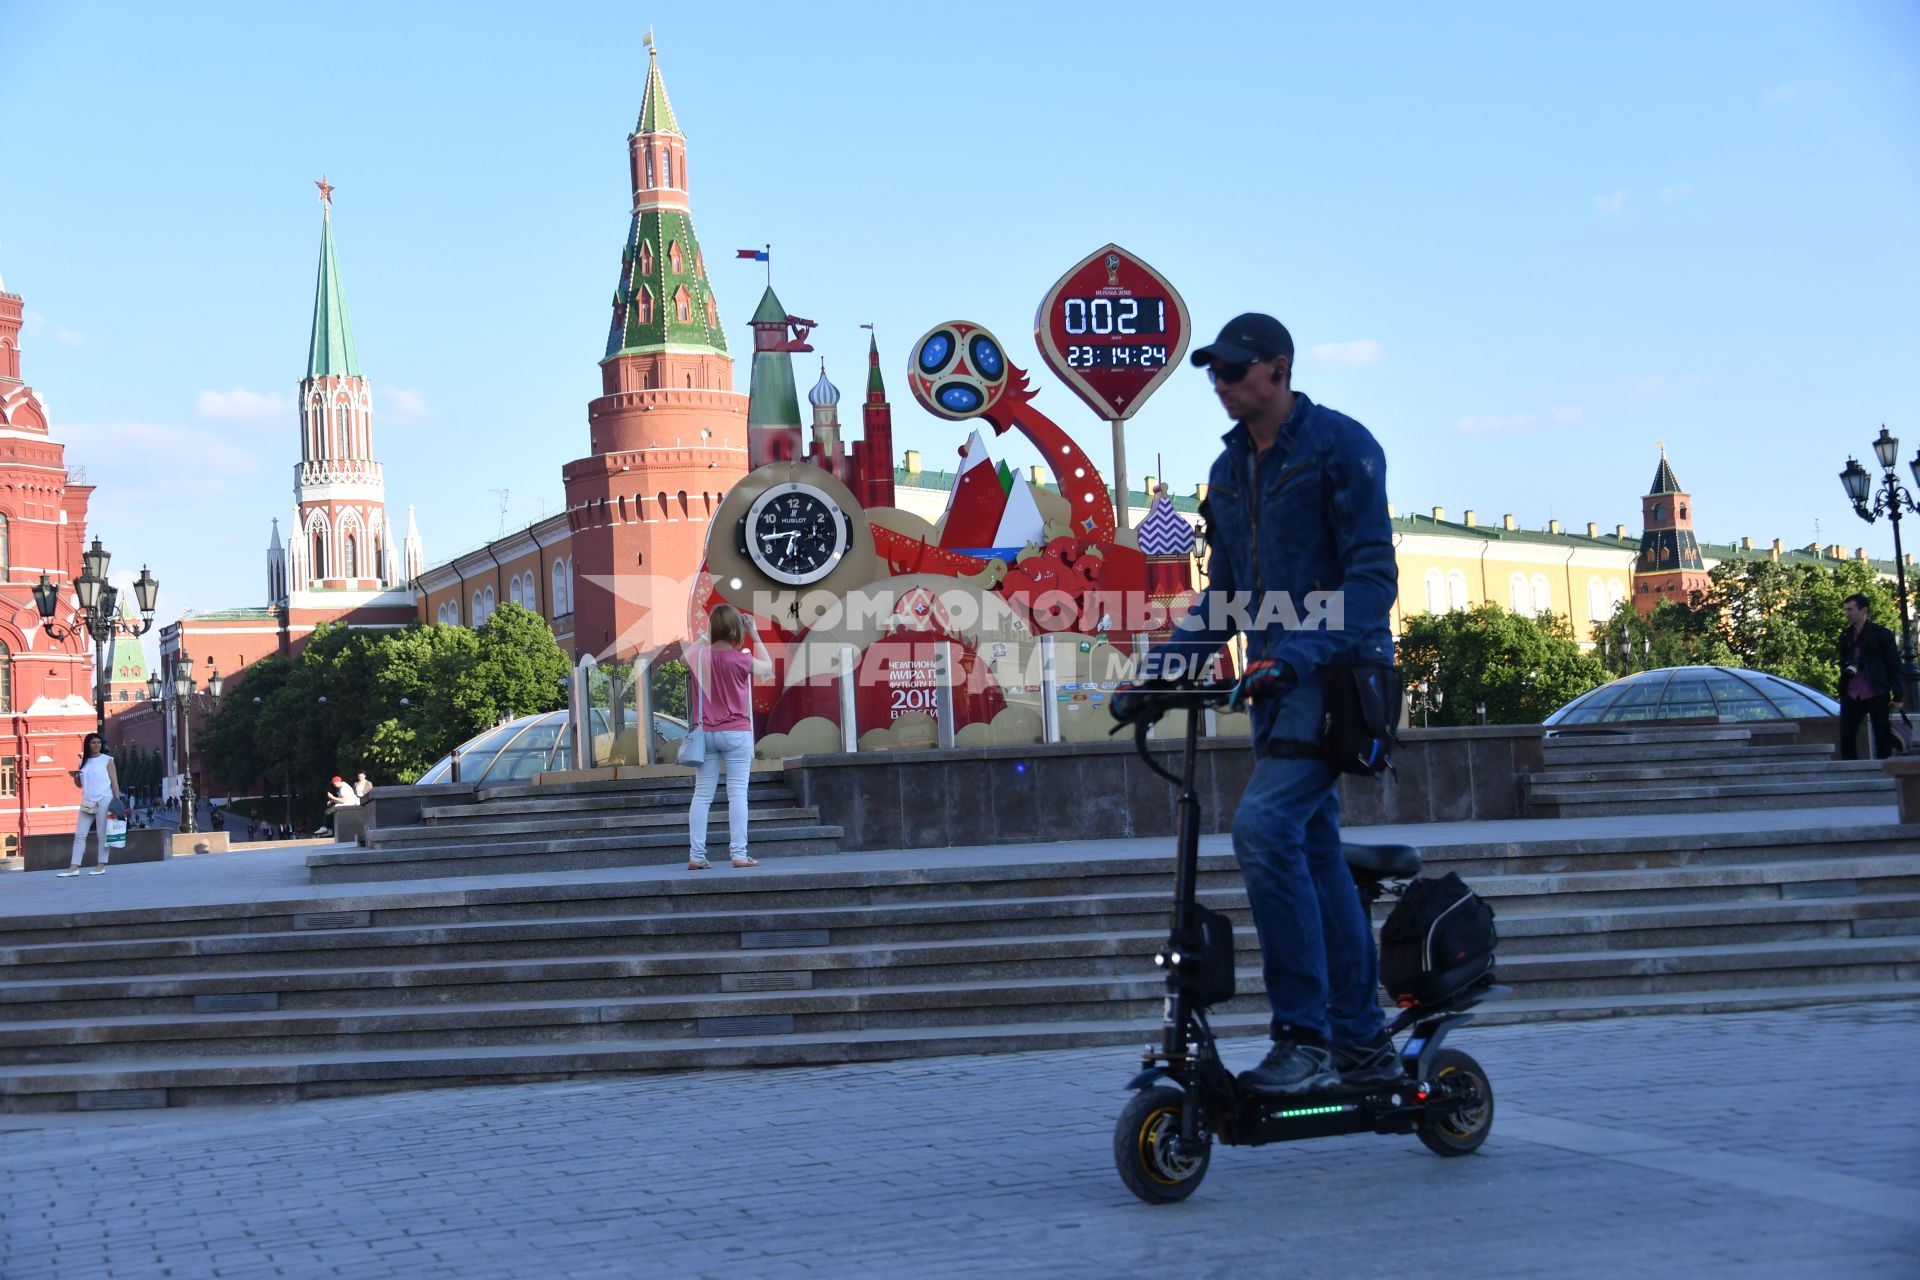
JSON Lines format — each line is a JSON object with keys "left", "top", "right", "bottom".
{"left": 688, "top": 730, "right": 755, "bottom": 859}
{"left": 1229, "top": 753, "right": 1385, "bottom": 1046}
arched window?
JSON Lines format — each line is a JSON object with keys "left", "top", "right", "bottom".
{"left": 0, "top": 512, "right": 10, "bottom": 578}
{"left": 1447, "top": 570, "right": 1469, "bottom": 611}
{"left": 552, "top": 560, "right": 569, "bottom": 615}
{"left": 1608, "top": 579, "right": 1626, "bottom": 607}
{"left": 313, "top": 532, "right": 327, "bottom": 579}
{"left": 1652, "top": 503, "right": 1665, "bottom": 522}
{"left": 1423, "top": 569, "right": 1444, "bottom": 615}
{"left": 483, "top": 586, "right": 495, "bottom": 620}
{"left": 509, "top": 576, "right": 523, "bottom": 608}
{"left": 1587, "top": 577, "right": 1607, "bottom": 626}
{"left": 1679, "top": 504, "right": 1688, "bottom": 520}
{"left": 1508, "top": 573, "right": 1529, "bottom": 613}
{"left": 644, "top": 149, "right": 654, "bottom": 188}
{"left": 522, "top": 571, "right": 537, "bottom": 608}
{"left": 449, "top": 599, "right": 460, "bottom": 625}
{"left": 674, "top": 286, "right": 691, "bottom": 323}
{"left": 0, "top": 641, "right": 11, "bottom": 714}
{"left": 1530, "top": 574, "right": 1552, "bottom": 616}
{"left": 336, "top": 401, "right": 351, "bottom": 456}
{"left": 668, "top": 241, "right": 683, "bottom": 273}
{"left": 639, "top": 243, "right": 653, "bottom": 276}
{"left": 638, "top": 287, "right": 654, "bottom": 324}
{"left": 664, "top": 148, "right": 674, "bottom": 188}
{"left": 344, "top": 535, "right": 358, "bottom": 579}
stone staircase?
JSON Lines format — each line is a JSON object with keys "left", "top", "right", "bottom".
{"left": 309, "top": 773, "right": 844, "bottom": 884}
{"left": 1527, "top": 726, "right": 1893, "bottom": 817}
{"left": 1, "top": 821, "right": 1916, "bottom": 1111}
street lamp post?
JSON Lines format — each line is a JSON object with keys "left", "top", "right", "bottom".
{"left": 33, "top": 538, "right": 159, "bottom": 737}
{"left": 1839, "top": 426, "right": 1920, "bottom": 707}
{"left": 149, "top": 653, "right": 222, "bottom": 834}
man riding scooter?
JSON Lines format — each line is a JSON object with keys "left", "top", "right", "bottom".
{"left": 1115, "top": 313, "right": 1400, "bottom": 1096}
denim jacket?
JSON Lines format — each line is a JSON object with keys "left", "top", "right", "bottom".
{"left": 1162, "top": 392, "right": 1399, "bottom": 747}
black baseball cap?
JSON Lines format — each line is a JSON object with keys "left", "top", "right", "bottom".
{"left": 1190, "top": 313, "right": 1295, "bottom": 367}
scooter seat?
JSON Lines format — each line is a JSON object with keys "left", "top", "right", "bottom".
{"left": 1342, "top": 842, "right": 1422, "bottom": 879}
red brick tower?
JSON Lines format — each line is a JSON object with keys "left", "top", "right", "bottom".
{"left": 854, "top": 333, "right": 897, "bottom": 509}
{"left": 562, "top": 40, "right": 747, "bottom": 660}
{"left": 1634, "top": 446, "right": 1710, "bottom": 612}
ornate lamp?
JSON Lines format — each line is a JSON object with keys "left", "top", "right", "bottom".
{"left": 206, "top": 658, "right": 224, "bottom": 699}
{"left": 1873, "top": 426, "right": 1901, "bottom": 471}
{"left": 31, "top": 572, "right": 59, "bottom": 623}
{"left": 173, "top": 653, "right": 194, "bottom": 700}
{"left": 132, "top": 566, "right": 159, "bottom": 619}
{"left": 74, "top": 570, "right": 100, "bottom": 614}
{"left": 82, "top": 538, "right": 110, "bottom": 585}
{"left": 147, "top": 671, "right": 163, "bottom": 703}
{"left": 1840, "top": 457, "right": 1871, "bottom": 507}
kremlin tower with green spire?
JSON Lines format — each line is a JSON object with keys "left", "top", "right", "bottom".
{"left": 282, "top": 179, "right": 410, "bottom": 596}
{"left": 562, "top": 37, "right": 748, "bottom": 659}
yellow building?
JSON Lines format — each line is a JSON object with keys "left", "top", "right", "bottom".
{"left": 1389, "top": 507, "right": 1638, "bottom": 645}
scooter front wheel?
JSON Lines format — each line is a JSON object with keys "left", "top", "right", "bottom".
{"left": 1115, "top": 1086, "right": 1211, "bottom": 1203}
{"left": 1417, "top": 1048, "right": 1494, "bottom": 1157}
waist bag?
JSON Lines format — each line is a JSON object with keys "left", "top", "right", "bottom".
{"left": 1321, "top": 660, "right": 1401, "bottom": 777}
{"left": 1379, "top": 872, "right": 1496, "bottom": 1007}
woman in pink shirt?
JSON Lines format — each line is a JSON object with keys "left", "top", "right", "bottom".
{"left": 685, "top": 603, "right": 773, "bottom": 870}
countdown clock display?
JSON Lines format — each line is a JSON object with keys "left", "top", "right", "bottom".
{"left": 739, "top": 481, "right": 852, "bottom": 586}
{"left": 1033, "top": 243, "right": 1191, "bottom": 422}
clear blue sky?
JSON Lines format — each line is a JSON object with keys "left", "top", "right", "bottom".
{"left": 2, "top": 1, "right": 1916, "bottom": 631}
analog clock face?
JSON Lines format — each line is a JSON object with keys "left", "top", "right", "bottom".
{"left": 742, "top": 484, "right": 848, "bottom": 585}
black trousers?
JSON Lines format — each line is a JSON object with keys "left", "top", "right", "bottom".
{"left": 1839, "top": 692, "right": 1896, "bottom": 760}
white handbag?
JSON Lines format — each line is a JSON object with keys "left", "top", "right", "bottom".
{"left": 677, "top": 672, "right": 706, "bottom": 765}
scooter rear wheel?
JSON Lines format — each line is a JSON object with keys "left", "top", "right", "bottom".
{"left": 1417, "top": 1048, "right": 1494, "bottom": 1157}
{"left": 1115, "top": 1086, "right": 1211, "bottom": 1203}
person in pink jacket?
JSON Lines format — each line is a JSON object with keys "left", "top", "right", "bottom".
{"left": 684, "top": 603, "right": 773, "bottom": 870}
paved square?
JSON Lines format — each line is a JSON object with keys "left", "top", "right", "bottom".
{"left": 2, "top": 1004, "right": 1915, "bottom": 1279}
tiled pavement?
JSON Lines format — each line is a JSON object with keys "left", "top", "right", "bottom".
{"left": 1, "top": 1003, "right": 1914, "bottom": 1279}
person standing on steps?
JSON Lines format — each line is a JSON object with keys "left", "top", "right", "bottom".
{"left": 1838, "top": 592, "right": 1902, "bottom": 760}
{"left": 57, "top": 732, "right": 123, "bottom": 877}
{"left": 684, "top": 602, "right": 772, "bottom": 871}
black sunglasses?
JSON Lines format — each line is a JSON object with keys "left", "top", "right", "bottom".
{"left": 1206, "top": 362, "right": 1256, "bottom": 386}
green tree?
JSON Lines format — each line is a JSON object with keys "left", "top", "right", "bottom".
{"left": 201, "top": 609, "right": 575, "bottom": 793}
{"left": 1400, "top": 604, "right": 1608, "bottom": 725}
{"left": 1607, "top": 559, "right": 1897, "bottom": 695}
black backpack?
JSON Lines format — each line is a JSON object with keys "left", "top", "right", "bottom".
{"left": 1379, "top": 872, "right": 1496, "bottom": 1007}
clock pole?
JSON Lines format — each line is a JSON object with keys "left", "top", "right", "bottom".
{"left": 1110, "top": 417, "right": 1130, "bottom": 532}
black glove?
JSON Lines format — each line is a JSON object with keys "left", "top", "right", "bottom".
{"left": 1110, "top": 682, "right": 1169, "bottom": 727}
{"left": 1229, "top": 658, "right": 1296, "bottom": 711}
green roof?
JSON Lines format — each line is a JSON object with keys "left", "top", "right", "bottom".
{"left": 604, "top": 209, "right": 726, "bottom": 359}
{"left": 1391, "top": 512, "right": 1637, "bottom": 551}
{"left": 105, "top": 598, "right": 147, "bottom": 684}
{"left": 182, "top": 607, "right": 281, "bottom": 621}
{"left": 867, "top": 333, "right": 885, "bottom": 396}
{"left": 306, "top": 213, "right": 360, "bottom": 380}
{"left": 746, "top": 287, "right": 801, "bottom": 429}
{"left": 635, "top": 49, "right": 681, "bottom": 136}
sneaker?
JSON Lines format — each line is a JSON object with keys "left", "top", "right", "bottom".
{"left": 729, "top": 855, "right": 760, "bottom": 868}
{"left": 55, "top": 868, "right": 81, "bottom": 878}
{"left": 687, "top": 854, "right": 711, "bottom": 871}
{"left": 89, "top": 865, "right": 108, "bottom": 875}
{"left": 1239, "top": 1039, "right": 1338, "bottom": 1097}
{"left": 1332, "top": 1031, "right": 1402, "bottom": 1085}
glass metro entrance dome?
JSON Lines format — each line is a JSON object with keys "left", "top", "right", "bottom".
{"left": 1545, "top": 665, "right": 1839, "bottom": 727}
{"left": 415, "top": 709, "right": 690, "bottom": 785}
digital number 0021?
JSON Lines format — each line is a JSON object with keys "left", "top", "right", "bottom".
{"left": 1061, "top": 296, "right": 1167, "bottom": 337}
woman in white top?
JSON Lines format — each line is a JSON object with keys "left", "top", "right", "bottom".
{"left": 57, "top": 732, "right": 122, "bottom": 877}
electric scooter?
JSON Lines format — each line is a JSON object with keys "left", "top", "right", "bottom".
{"left": 1112, "top": 685, "right": 1505, "bottom": 1204}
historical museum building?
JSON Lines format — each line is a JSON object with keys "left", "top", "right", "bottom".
{"left": 0, "top": 267, "right": 117, "bottom": 856}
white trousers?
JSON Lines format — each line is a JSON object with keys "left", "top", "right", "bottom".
{"left": 687, "top": 730, "right": 754, "bottom": 859}
{"left": 71, "top": 805, "right": 110, "bottom": 868}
